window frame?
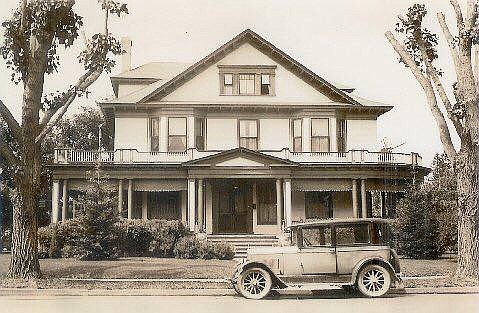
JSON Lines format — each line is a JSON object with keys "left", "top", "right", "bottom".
{"left": 167, "top": 117, "right": 187, "bottom": 152}
{"left": 218, "top": 65, "right": 276, "bottom": 96}
{"left": 260, "top": 74, "right": 271, "bottom": 95}
{"left": 292, "top": 118, "right": 302, "bottom": 152}
{"left": 310, "top": 118, "right": 330, "bottom": 152}
{"left": 238, "top": 73, "right": 256, "bottom": 95}
{"left": 195, "top": 117, "right": 206, "bottom": 151}
{"left": 238, "top": 119, "right": 259, "bottom": 150}
{"left": 149, "top": 117, "right": 160, "bottom": 152}
{"left": 333, "top": 223, "right": 371, "bottom": 247}
{"left": 223, "top": 73, "right": 233, "bottom": 95}
{"left": 299, "top": 226, "right": 333, "bottom": 248}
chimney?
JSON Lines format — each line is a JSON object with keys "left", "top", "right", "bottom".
{"left": 121, "top": 37, "right": 132, "bottom": 72}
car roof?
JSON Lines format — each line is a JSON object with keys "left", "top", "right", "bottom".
{"left": 288, "top": 218, "right": 393, "bottom": 229}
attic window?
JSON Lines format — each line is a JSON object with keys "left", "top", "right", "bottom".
{"left": 218, "top": 65, "right": 276, "bottom": 96}
{"left": 223, "top": 74, "right": 233, "bottom": 95}
{"left": 261, "top": 74, "right": 270, "bottom": 95}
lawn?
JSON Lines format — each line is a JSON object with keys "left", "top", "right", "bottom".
{"left": 0, "top": 253, "right": 471, "bottom": 289}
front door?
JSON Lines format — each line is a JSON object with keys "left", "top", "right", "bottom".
{"left": 213, "top": 180, "right": 253, "bottom": 234}
{"left": 299, "top": 226, "right": 337, "bottom": 274}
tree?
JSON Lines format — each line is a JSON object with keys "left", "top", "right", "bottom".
{"left": 385, "top": 1, "right": 478, "bottom": 281}
{"left": 0, "top": 0, "right": 128, "bottom": 278}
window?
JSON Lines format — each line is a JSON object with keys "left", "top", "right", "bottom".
{"left": 311, "top": 118, "right": 330, "bottom": 152}
{"left": 239, "top": 119, "right": 258, "bottom": 150}
{"left": 335, "top": 224, "right": 370, "bottom": 245}
{"left": 223, "top": 74, "right": 233, "bottom": 95}
{"left": 305, "top": 191, "right": 333, "bottom": 219}
{"left": 150, "top": 118, "right": 159, "bottom": 152}
{"left": 239, "top": 74, "right": 255, "bottom": 94}
{"left": 168, "top": 117, "right": 187, "bottom": 152}
{"left": 147, "top": 191, "right": 180, "bottom": 220}
{"left": 337, "top": 119, "right": 347, "bottom": 153}
{"left": 292, "top": 119, "right": 302, "bottom": 152}
{"left": 261, "top": 74, "right": 270, "bottom": 95}
{"left": 195, "top": 118, "right": 205, "bottom": 150}
{"left": 302, "top": 227, "right": 332, "bottom": 247}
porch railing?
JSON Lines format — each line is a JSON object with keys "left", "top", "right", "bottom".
{"left": 53, "top": 148, "right": 423, "bottom": 166}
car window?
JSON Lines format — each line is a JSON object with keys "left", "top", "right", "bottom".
{"left": 335, "top": 224, "right": 370, "bottom": 245}
{"left": 302, "top": 227, "right": 332, "bottom": 247}
{"left": 370, "top": 222, "right": 391, "bottom": 245}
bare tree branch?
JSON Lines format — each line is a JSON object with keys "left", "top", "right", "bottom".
{"left": 0, "top": 141, "right": 20, "bottom": 167}
{"left": 438, "top": 12, "right": 461, "bottom": 74}
{"left": 451, "top": 0, "right": 465, "bottom": 33}
{"left": 0, "top": 100, "right": 22, "bottom": 142}
{"left": 385, "top": 31, "right": 458, "bottom": 159}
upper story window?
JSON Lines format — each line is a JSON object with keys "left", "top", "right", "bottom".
{"left": 239, "top": 119, "right": 258, "bottom": 150}
{"left": 218, "top": 65, "right": 276, "bottom": 96}
{"left": 292, "top": 118, "right": 302, "bottom": 152}
{"left": 150, "top": 117, "right": 160, "bottom": 152}
{"left": 168, "top": 117, "right": 187, "bottom": 152}
{"left": 195, "top": 118, "right": 205, "bottom": 151}
{"left": 239, "top": 74, "right": 255, "bottom": 95}
{"left": 337, "top": 119, "right": 347, "bottom": 153}
{"left": 311, "top": 118, "right": 330, "bottom": 152}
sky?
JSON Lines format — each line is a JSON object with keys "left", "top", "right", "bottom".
{"left": 0, "top": 0, "right": 467, "bottom": 166}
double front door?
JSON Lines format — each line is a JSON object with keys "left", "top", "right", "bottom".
{"left": 213, "top": 180, "right": 253, "bottom": 234}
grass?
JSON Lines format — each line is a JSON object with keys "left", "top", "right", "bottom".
{"left": 1, "top": 253, "right": 475, "bottom": 289}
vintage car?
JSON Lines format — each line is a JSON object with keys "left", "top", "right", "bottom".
{"left": 232, "top": 218, "right": 403, "bottom": 299}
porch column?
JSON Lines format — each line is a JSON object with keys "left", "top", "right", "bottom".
{"left": 159, "top": 116, "right": 168, "bottom": 152}
{"left": 381, "top": 191, "right": 387, "bottom": 218}
{"left": 127, "top": 179, "right": 133, "bottom": 219}
{"left": 275, "top": 179, "right": 283, "bottom": 229}
{"left": 118, "top": 179, "right": 123, "bottom": 214}
{"left": 181, "top": 190, "right": 187, "bottom": 225}
{"left": 302, "top": 117, "right": 311, "bottom": 152}
{"left": 205, "top": 182, "right": 213, "bottom": 234}
{"left": 188, "top": 179, "right": 196, "bottom": 231}
{"left": 283, "top": 179, "right": 292, "bottom": 228}
{"left": 352, "top": 179, "right": 358, "bottom": 218}
{"left": 142, "top": 192, "right": 148, "bottom": 220}
{"left": 61, "top": 180, "right": 68, "bottom": 222}
{"left": 52, "top": 180, "right": 60, "bottom": 223}
{"left": 361, "top": 179, "right": 367, "bottom": 218}
{"left": 197, "top": 179, "right": 204, "bottom": 231}
{"left": 187, "top": 116, "right": 195, "bottom": 150}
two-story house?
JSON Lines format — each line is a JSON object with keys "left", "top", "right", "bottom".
{"left": 50, "top": 29, "right": 427, "bottom": 254}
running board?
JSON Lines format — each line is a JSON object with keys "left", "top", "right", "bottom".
{"left": 273, "top": 283, "right": 348, "bottom": 292}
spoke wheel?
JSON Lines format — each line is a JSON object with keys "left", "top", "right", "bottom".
{"left": 237, "top": 267, "right": 272, "bottom": 299}
{"left": 357, "top": 264, "right": 391, "bottom": 297}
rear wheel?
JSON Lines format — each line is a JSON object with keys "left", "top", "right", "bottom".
{"left": 237, "top": 267, "right": 272, "bottom": 299}
{"left": 356, "top": 264, "right": 391, "bottom": 297}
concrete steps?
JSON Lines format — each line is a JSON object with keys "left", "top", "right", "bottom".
{"left": 207, "top": 234, "right": 279, "bottom": 259}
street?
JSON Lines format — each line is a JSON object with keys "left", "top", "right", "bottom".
{"left": 0, "top": 293, "right": 477, "bottom": 313}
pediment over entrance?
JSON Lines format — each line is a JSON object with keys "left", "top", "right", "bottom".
{"left": 183, "top": 148, "right": 297, "bottom": 168}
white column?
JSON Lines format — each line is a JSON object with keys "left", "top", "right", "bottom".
{"left": 205, "top": 182, "right": 213, "bottom": 234}
{"left": 128, "top": 179, "right": 133, "bottom": 219}
{"left": 181, "top": 190, "right": 187, "bottom": 225}
{"left": 52, "top": 180, "right": 60, "bottom": 223}
{"left": 142, "top": 192, "right": 148, "bottom": 220}
{"left": 329, "top": 117, "right": 337, "bottom": 152}
{"left": 352, "top": 179, "right": 358, "bottom": 218}
{"left": 361, "top": 179, "right": 367, "bottom": 218}
{"left": 302, "top": 117, "right": 311, "bottom": 152}
{"left": 276, "top": 179, "right": 283, "bottom": 229}
{"left": 197, "top": 179, "right": 204, "bottom": 231}
{"left": 187, "top": 116, "right": 195, "bottom": 150}
{"left": 61, "top": 180, "right": 68, "bottom": 222}
{"left": 159, "top": 116, "right": 168, "bottom": 152}
{"left": 188, "top": 179, "right": 196, "bottom": 231}
{"left": 283, "top": 179, "right": 292, "bottom": 228}
{"left": 118, "top": 179, "right": 123, "bottom": 214}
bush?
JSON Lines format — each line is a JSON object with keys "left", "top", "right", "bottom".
{"left": 174, "top": 236, "right": 234, "bottom": 260}
{"left": 37, "top": 220, "right": 80, "bottom": 258}
{"left": 395, "top": 186, "right": 444, "bottom": 259}
{"left": 149, "top": 220, "right": 189, "bottom": 257}
{"left": 116, "top": 219, "right": 154, "bottom": 257}
{"left": 199, "top": 241, "right": 235, "bottom": 260}
{"left": 1, "top": 228, "right": 11, "bottom": 252}
{"left": 174, "top": 236, "right": 202, "bottom": 259}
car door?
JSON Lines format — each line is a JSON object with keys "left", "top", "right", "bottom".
{"left": 298, "top": 226, "right": 337, "bottom": 274}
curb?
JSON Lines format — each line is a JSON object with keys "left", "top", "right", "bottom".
{"left": 0, "top": 287, "right": 477, "bottom": 297}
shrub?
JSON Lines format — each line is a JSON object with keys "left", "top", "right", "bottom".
{"left": 37, "top": 220, "right": 80, "bottom": 258}
{"left": 174, "top": 236, "right": 202, "bottom": 259}
{"left": 1, "top": 228, "right": 12, "bottom": 252}
{"left": 69, "top": 180, "right": 120, "bottom": 261}
{"left": 116, "top": 219, "right": 153, "bottom": 257}
{"left": 395, "top": 186, "right": 444, "bottom": 259}
{"left": 175, "top": 236, "right": 234, "bottom": 260}
{"left": 149, "top": 220, "right": 189, "bottom": 257}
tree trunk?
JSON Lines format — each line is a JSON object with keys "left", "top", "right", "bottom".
{"left": 7, "top": 36, "right": 49, "bottom": 279}
{"left": 455, "top": 145, "right": 479, "bottom": 282}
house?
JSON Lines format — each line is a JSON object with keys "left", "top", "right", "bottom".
{"left": 50, "top": 29, "right": 427, "bottom": 253}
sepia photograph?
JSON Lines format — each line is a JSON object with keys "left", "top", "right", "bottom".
{"left": 0, "top": 0, "right": 477, "bottom": 312}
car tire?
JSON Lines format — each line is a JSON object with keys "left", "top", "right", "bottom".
{"left": 356, "top": 264, "right": 391, "bottom": 298}
{"left": 237, "top": 267, "right": 272, "bottom": 299}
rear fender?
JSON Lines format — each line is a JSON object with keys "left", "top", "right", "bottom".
{"left": 350, "top": 257, "right": 400, "bottom": 285}
{"left": 232, "top": 261, "right": 287, "bottom": 289}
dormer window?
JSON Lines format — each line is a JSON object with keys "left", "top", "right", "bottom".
{"left": 218, "top": 65, "right": 276, "bottom": 96}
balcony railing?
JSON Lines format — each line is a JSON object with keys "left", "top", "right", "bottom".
{"left": 53, "top": 148, "right": 423, "bottom": 167}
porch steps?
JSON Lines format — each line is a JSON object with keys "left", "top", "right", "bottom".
{"left": 207, "top": 234, "right": 279, "bottom": 259}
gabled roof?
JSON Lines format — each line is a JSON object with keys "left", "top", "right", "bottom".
{"left": 138, "top": 29, "right": 362, "bottom": 105}
{"left": 111, "top": 62, "right": 193, "bottom": 80}
{"left": 183, "top": 148, "right": 298, "bottom": 167}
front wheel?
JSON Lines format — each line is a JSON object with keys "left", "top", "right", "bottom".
{"left": 356, "top": 264, "right": 391, "bottom": 297}
{"left": 237, "top": 267, "right": 272, "bottom": 299}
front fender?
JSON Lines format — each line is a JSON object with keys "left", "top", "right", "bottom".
{"left": 350, "top": 257, "right": 401, "bottom": 285}
{"left": 231, "top": 260, "right": 287, "bottom": 289}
